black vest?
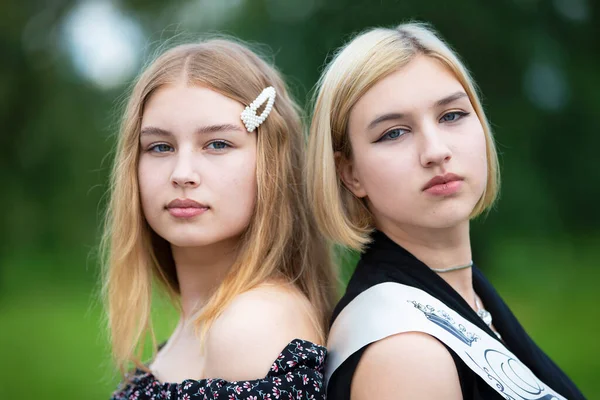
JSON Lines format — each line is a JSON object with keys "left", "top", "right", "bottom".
{"left": 327, "top": 230, "right": 585, "bottom": 400}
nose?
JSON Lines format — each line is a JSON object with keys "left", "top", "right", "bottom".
{"left": 170, "top": 151, "right": 200, "bottom": 188}
{"left": 419, "top": 124, "right": 452, "bottom": 168}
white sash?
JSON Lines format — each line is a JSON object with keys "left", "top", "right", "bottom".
{"left": 326, "top": 282, "right": 566, "bottom": 400}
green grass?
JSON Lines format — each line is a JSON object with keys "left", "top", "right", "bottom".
{"left": 0, "top": 291, "right": 116, "bottom": 399}
{"left": 0, "top": 282, "right": 178, "bottom": 399}
{"left": 0, "top": 237, "right": 597, "bottom": 399}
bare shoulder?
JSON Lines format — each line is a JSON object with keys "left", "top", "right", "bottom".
{"left": 351, "top": 332, "right": 462, "bottom": 400}
{"left": 203, "top": 282, "right": 322, "bottom": 381}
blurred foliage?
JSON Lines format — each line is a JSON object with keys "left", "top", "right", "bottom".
{"left": 1, "top": 0, "right": 598, "bottom": 398}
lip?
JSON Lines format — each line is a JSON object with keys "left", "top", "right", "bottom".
{"left": 422, "top": 173, "right": 464, "bottom": 196}
{"left": 166, "top": 198, "right": 209, "bottom": 218}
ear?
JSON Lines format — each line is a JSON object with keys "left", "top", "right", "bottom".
{"left": 335, "top": 151, "right": 367, "bottom": 198}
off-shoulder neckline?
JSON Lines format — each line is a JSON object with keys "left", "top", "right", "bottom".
{"left": 131, "top": 338, "right": 326, "bottom": 389}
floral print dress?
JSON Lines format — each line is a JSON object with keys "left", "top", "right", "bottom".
{"left": 111, "top": 339, "right": 326, "bottom": 400}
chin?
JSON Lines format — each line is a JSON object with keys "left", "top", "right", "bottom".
{"left": 162, "top": 225, "right": 246, "bottom": 249}
{"left": 423, "top": 202, "right": 475, "bottom": 229}
{"left": 425, "top": 216, "right": 470, "bottom": 230}
{"left": 167, "top": 237, "right": 215, "bottom": 248}
{"left": 151, "top": 226, "right": 219, "bottom": 248}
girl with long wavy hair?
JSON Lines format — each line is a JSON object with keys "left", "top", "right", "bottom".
{"left": 101, "top": 38, "right": 335, "bottom": 400}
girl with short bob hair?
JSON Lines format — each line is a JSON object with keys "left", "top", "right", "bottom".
{"left": 308, "top": 22, "right": 584, "bottom": 400}
{"left": 102, "top": 38, "right": 334, "bottom": 399}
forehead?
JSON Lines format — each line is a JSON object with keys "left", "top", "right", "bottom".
{"left": 350, "top": 55, "right": 466, "bottom": 123}
{"left": 141, "top": 84, "right": 245, "bottom": 128}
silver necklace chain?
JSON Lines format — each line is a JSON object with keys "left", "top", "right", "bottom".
{"left": 475, "top": 296, "right": 502, "bottom": 340}
{"left": 429, "top": 259, "right": 473, "bottom": 273}
{"left": 429, "top": 260, "right": 501, "bottom": 339}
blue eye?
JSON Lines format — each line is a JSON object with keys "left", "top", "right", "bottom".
{"left": 149, "top": 143, "right": 174, "bottom": 153}
{"left": 377, "top": 128, "right": 407, "bottom": 142}
{"left": 206, "top": 140, "right": 231, "bottom": 150}
{"left": 440, "top": 111, "right": 469, "bottom": 122}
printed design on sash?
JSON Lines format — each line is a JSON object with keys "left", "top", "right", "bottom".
{"left": 408, "top": 300, "right": 480, "bottom": 346}
{"left": 409, "top": 298, "right": 562, "bottom": 400}
{"left": 465, "top": 351, "right": 560, "bottom": 400}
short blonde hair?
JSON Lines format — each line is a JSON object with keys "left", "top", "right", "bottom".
{"left": 307, "top": 22, "right": 500, "bottom": 251}
{"left": 102, "top": 38, "right": 336, "bottom": 375}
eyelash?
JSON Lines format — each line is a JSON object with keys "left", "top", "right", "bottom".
{"left": 440, "top": 111, "right": 470, "bottom": 123}
{"left": 375, "top": 111, "right": 471, "bottom": 143}
{"left": 147, "top": 143, "right": 173, "bottom": 153}
{"left": 205, "top": 140, "right": 231, "bottom": 151}
{"left": 376, "top": 128, "right": 408, "bottom": 143}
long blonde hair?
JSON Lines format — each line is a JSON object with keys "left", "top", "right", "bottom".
{"left": 101, "top": 38, "right": 336, "bottom": 375}
{"left": 307, "top": 22, "right": 500, "bottom": 251}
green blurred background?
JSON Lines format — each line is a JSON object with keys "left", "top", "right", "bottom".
{"left": 1, "top": 0, "right": 598, "bottom": 398}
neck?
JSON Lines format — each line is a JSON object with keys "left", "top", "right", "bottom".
{"left": 378, "top": 219, "right": 476, "bottom": 308}
{"left": 171, "top": 237, "right": 240, "bottom": 319}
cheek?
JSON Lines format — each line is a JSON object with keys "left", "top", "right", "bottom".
{"left": 215, "top": 151, "right": 257, "bottom": 218}
{"left": 466, "top": 128, "right": 489, "bottom": 180}
{"left": 137, "top": 160, "right": 157, "bottom": 207}
{"left": 234, "top": 161, "right": 257, "bottom": 211}
{"left": 137, "top": 157, "right": 170, "bottom": 221}
{"left": 355, "top": 148, "right": 414, "bottom": 203}
{"left": 453, "top": 124, "right": 489, "bottom": 202}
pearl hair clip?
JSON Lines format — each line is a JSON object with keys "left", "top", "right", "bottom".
{"left": 240, "top": 86, "right": 276, "bottom": 132}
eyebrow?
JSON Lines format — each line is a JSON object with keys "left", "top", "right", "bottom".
{"left": 367, "top": 113, "right": 406, "bottom": 130}
{"left": 140, "top": 123, "right": 244, "bottom": 137}
{"left": 366, "top": 91, "right": 469, "bottom": 130}
{"left": 435, "top": 91, "right": 468, "bottom": 107}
